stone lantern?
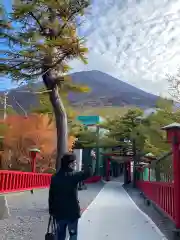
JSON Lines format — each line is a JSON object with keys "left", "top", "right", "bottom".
{"left": 29, "top": 148, "right": 41, "bottom": 173}
{"left": 141, "top": 153, "right": 156, "bottom": 181}
{"left": 29, "top": 148, "right": 41, "bottom": 195}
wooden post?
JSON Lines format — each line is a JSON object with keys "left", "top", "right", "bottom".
{"left": 162, "top": 123, "right": 180, "bottom": 233}
{"left": 172, "top": 135, "right": 180, "bottom": 229}
{"left": 30, "top": 151, "right": 37, "bottom": 173}
{"left": 127, "top": 161, "right": 131, "bottom": 183}
{"left": 106, "top": 158, "right": 110, "bottom": 181}
{"left": 148, "top": 167, "right": 151, "bottom": 181}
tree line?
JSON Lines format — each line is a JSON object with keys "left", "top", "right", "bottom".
{"left": 1, "top": 0, "right": 180, "bottom": 171}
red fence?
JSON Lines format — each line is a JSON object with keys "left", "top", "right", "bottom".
{"left": 0, "top": 170, "right": 51, "bottom": 193}
{"left": 85, "top": 175, "right": 101, "bottom": 183}
{"left": 0, "top": 170, "right": 102, "bottom": 194}
{"left": 136, "top": 180, "right": 175, "bottom": 222}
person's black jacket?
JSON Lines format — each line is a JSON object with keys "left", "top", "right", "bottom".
{"left": 48, "top": 166, "right": 92, "bottom": 221}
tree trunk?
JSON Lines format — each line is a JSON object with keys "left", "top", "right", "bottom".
{"left": 95, "top": 126, "right": 100, "bottom": 175}
{"left": 43, "top": 74, "right": 68, "bottom": 171}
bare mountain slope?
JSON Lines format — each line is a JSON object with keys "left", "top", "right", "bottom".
{"left": 69, "top": 70, "right": 158, "bottom": 108}
{"left": 0, "top": 70, "right": 158, "bottom": 114}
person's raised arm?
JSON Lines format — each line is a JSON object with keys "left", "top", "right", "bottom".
{"left": 73, "top": 165, "right": 92, "bottom": 183}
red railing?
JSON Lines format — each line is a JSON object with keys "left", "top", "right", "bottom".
{"left": 0, "top": 170, "right": 51, "bottom": 193}
{"left": 136, "top": 180, "right": 175, "bottom": 222}
{"left": 85, "top": 175, "right": 101, "bottom": 183}
{"left": 0, "top": 170, "right": 102, "bottom": 194}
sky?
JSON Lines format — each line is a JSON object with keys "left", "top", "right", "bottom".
{"left": 1, "top": 0, "right": 180, "bottom": 97}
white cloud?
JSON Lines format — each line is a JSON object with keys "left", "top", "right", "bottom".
{"left": 2, "top": 0, "right": 179, "bottom": 97}
{"left": 71, "top": 0, "right": 180, "bottom": 96}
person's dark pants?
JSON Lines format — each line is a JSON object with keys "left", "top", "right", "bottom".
{"left": 56, "top": 219, "right": 78, "bottom": 240}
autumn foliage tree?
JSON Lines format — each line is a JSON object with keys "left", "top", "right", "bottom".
{"left": 1, "top": 114, "right": 76, "bottom": 171}
{"left": 1, "top": 0, "right": 90, "bottom": 170}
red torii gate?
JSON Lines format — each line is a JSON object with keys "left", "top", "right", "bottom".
{"left": 101, "top": 153, "right": 132, "bottom": 182}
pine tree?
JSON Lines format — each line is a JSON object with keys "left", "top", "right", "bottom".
{"left": 30, "top": 84, "right": 87, "bottom": 125}
{"left": 0, "top": 0, "right": 90, "bottom": 170}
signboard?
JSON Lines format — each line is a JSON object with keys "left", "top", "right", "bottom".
{"left": 77, "top": 115, "right": 103, "bottom": 125}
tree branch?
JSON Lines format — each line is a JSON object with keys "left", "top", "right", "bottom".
{"left": 41, "top": 53, "right": 70, "bottom": 77}
{"left": 167, "top": 69, "right": 180, "bottom": 102}
{"left": 57, "top": 2, "right": 88, "bottom": 36}
{"left": 29, "top": 12, "right": 44, "bottom": 32}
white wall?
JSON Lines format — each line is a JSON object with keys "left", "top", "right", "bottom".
{"left": 74, "top": 149, "right": 83, "bottom": 171}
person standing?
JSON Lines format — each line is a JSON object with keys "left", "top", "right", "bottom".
{"left": 48, "top": 153, "right": 92, "bottom": 240}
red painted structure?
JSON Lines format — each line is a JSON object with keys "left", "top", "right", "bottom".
{"left": 29, "top": 150, "right": 40, "bottom": 173}
{"left": 3, "top": 122, "right": 180, "bottom": 230}
{"left": 106, "top": 158, "right": 111, "bottom": 181}
{"left": 84, "top": 176, "right": 101, "bottom": 183}
{"left": 136, "top": 123, "right": 180, "bottom": 230}
{"left": 101, "top": 153, "right": 132, "bottom": 182}
{"left": 0, "top": 170, "right": 51, "bottom": 193}
{"left": 126, "top": 161, "right": 131, "bottom": 183}
{"left": 136, "top": 181, "right": 175, "bottom": 221}
{"left": 0, "top": 170, "right": 101, "bottom": 194}
{"left": 100, "top": 153, "right": 112, "bottom": 181}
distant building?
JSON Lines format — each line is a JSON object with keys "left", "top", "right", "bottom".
{"left": 77, "top": 115, "right": 104, "bottom": 126}
{"left": 135, "top": 108, "right": 160, "bottom": 124}
{"left": 136, "top": 108, "right": 160, "bottom": 122}
{"left": 142, "top": 108, "right": 160, "bottom": 118}
{"left": 77, "top": 115, "right": 108, "bottom": 137}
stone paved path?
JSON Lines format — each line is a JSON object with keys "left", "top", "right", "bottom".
{"left": 78, "top": 181, "right": 168, "bottom": 240}
{"left": 0, "top": 181, "right": 168, "bottom": 240}
{"left": 123, "top": 183, "right": 174, "bottom": 240}
{"left": 0, "top": 182, "right": 104, "bottom": 240}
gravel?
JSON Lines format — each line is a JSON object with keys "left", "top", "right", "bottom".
{"left": 0, "top": 182, "right": 104, "bottom": 240}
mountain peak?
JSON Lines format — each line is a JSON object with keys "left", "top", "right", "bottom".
{"left": 0, "top": 71, "right": 158, "bottom": 115}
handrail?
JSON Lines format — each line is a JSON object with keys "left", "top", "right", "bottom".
{"left": 0, "top": 170, "right": 51, "bottom": 193}
{"left": 136, "top": 180, "right": 175, "bottom": 222}
{"left": 0, "top": 170, "right": 101, "bottom": 194}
